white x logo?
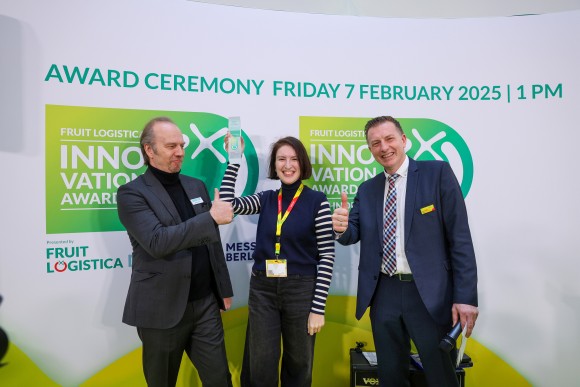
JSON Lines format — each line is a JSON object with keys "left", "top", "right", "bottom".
{"left": 410, "top": 128, "right": 446, "bottom": 160}
{"left": 187, "top": 123, "right": 229, "bottom": 163}
{"left": 409, "top": 128, "right": 463, "bottom": 184}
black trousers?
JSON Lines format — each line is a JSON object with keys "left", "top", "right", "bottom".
{"left": 241, "top": 273, "right": 316, "bottom": 387}
{"left": 370, "top": 275, "right": 458, "bottom": 387}
{"left": 137, "top": 293, "right": 232, "bottom": 387}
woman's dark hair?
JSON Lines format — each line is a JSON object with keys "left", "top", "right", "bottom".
{"left": 267, "top": 136, "right": 312, "bottom": 180}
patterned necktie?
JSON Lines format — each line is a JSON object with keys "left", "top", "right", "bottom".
{"left": 382, "top": 173, "right": 399, "bottom": 275}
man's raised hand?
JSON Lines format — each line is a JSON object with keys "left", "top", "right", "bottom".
{"left": 332, "top": 192, "right": 349, "bottom": 232}
{"left": 210, "top": 188, "right": 234, "bottom": 225}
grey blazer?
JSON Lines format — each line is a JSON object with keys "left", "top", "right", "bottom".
{"left": 117, "top": 169, "right": 233, "bottom": 329}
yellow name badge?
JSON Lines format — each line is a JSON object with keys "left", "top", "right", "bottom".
{"left": 266, "top": 259, "right": 287, "bottom": 277}
{"left": 420, "top": 204, "right": 435, "bottom": 214}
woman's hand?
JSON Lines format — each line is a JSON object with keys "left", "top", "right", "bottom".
{"left": 224, "top": 132, "right": 245, "bottom": 155}
{"left": 308, "top": 312, "right": 325, "bottom": 336}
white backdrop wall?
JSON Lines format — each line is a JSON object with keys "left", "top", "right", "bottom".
{"left": 0, "top": 0, "right": 579, "bottom": 386}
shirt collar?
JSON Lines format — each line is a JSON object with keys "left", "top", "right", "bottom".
{"left": 383, "top": 155, "right": 409, "bottom": 179}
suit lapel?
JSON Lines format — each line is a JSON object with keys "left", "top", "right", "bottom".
{"left": 143, "top": 169, "right": 181, "bottom": 224}
{"left": 180, "top": 176, "right": 207, "bottom": 214}
{"left": 404, "top": 158, "right": 419, "bottom": 245}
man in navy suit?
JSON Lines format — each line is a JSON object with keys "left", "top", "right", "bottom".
{"left": 117, "top": 117, "right": 234, "bottom": 387}
{"left": 333, "top": 116, "right": 478, "bottom": 387}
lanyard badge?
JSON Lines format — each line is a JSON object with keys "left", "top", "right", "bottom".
{"left": 266, "top": 184, "right": 303, "bottom": 278}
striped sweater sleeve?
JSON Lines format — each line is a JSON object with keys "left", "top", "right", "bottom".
{"left": 311, "top": 199, "right": 335, "bottom": 315}
{"left": 219, "top": 163, "right": 261, "bottom": 215}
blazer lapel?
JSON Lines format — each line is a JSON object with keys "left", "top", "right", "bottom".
{"left": 404, "top": 158, "right": 419, "bottom": 245}
{"left": 180, "top": 177, "right": 208, "bottom": 214}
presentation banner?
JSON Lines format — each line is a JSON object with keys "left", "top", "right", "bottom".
{"left": 0, "top": 1, "right": 579, "bottom": 386}
{"left": 299, "top": 116, "right": 474, "bottom": 209}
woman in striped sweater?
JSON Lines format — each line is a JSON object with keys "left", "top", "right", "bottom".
{"left": 220, "top": 135, "right": 335, "bottom": 387}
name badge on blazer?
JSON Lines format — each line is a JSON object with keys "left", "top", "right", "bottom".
{"left": 190, "top": 197, "right": 204, "bottom": 206}
{"left": 420, "top": 204, "right": 436, "bottom": 214}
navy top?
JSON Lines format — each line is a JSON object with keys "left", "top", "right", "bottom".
{"left": 220, "top": 163, "right": 335, "bottom": 314}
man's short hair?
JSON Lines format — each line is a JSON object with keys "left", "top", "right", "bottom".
{"left": 140, "top": 117, "right": 175, "bottom": 166}
{"left": 267, "top": 136, "right": 312, "bottom": 180}
{"left": 364, "top": 116, "right": 404, "bottom": 142}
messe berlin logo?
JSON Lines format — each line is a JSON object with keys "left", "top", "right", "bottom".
{"left": 299, "top": 116, "right": 474, "bottom": 211}
{"left": 45, "top": 106, "right": 259, "bottom": 234}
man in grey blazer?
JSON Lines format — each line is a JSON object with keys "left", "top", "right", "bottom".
{"left": 117, "top": 117, "right": 235, "bottom": 387}
{"left": 333, "top": 116, "right": 478, "bottom": 387}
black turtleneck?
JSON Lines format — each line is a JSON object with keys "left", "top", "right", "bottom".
{"left": 280, "top": 179, "right": 302, "bottom": 211}
{"left": 149, "top": 166, "right": 211, "bottom": 302}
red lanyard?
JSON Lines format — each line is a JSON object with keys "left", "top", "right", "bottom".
{"left": 275, "top": 184, "right": 304, "bottom": 257}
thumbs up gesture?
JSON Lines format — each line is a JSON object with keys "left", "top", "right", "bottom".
{"left": 332, "top": 192, "right": 349, "bottom": 232}
{"left": 210, "top": 188, "right": 234, "bottom": 225}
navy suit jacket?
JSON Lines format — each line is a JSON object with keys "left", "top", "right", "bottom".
{"left": 338, "top": 158, "right": 477, "bottom": 325}
{"left": 117, "top": 169, "right": 233, "bottom": 329}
